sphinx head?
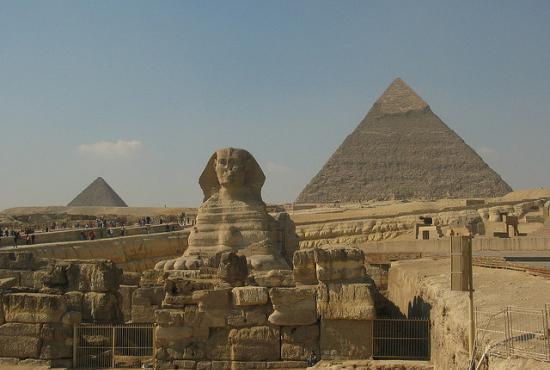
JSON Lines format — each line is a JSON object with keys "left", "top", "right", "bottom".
{"left": 199, "top": 148, "right": 265, "bottom": 202}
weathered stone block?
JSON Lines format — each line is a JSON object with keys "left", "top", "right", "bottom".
{"left": 131, "top": 286, "right": 163, "bottom": 323}
{"left": 268, "top": 287, "right": 317, "bottom": 326}
{"left": 253, "top": 269, "right": 294, "bottom": 287}
{"left": 206, "top": 328, "right": 231, "bottom": 360}
{"left": 218, "top": 252, "right": 248, "bottom": 286}
{"left": 157, "top": 306, "right": 208, "bottom": 327}
{"left": 132, "top": 286, "right": 164, "bottom": 306}
{"left": 315, "top": 247, "right": 365, "bottom": 283}
{"left": 232, "top": 287, "right": 268, "bottom": 306}
{"left": 131, "top": 304, "right": 158, "bottom": 323}
{"left": 193, "top": 289, "right": 231, "bottom": 327}
{"left": 0, "top": 277, "right": 17, "bottom": 289}
{"left": 63, "top": 291, "right": 83, "bottom": 311}
{"left": 227, "top": 307, "right": 269, "bottom": 328}
{"left": 61, "top": 311, "right": 82, "bottom": 325}
{"left": 320, "top": 319, "right": 373, "bottom": 359}
{"left": 292, "top": 248, "right": 318, "bottom": 285}
{"left": 316, "top": 283, "right": 376, "bottom": 320}
{"left": 229, "top": 326, "right": 280, "bottom": 361}
{"left": 3, "top": 293, "right": 66, "bottom": 323}
{"left": 82, "top": 292, "right": 121, "bottom": 322}
{"left": 165, "top": 277, "right": 213, "bottom": 297}
{"left": 119, "top": 285, "right": 138, "bottom": 322}
{"left": 281, "top": 325, "right": 320, "bottom": 360}
{"left": 0, "top": 322, "right": 41, "bottom": 337}
{"left": 155, "top": 325, "right": 193, "bottom": 344}
{"left": 0, "top": 335, "right": 41, "bottom": 358}
{"left": 68, "top": 261, "right": 122, "bottom": 293}
{"left": 40, "top": 323, "right": 73, "bottom": 359}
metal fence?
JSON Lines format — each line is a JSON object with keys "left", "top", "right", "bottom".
{"left": 476, "top": 305, "right": 550, "bottom": 362}
{"left": 372, "top": 318, "right": 431, "bottom": 360}
{"left": 74, "top": 323, "right": 154, "bottom": 368}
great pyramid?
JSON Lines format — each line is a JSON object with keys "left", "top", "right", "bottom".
{"left": 297, "top": 78, "right": 512, "bottom": 203}
{"left": 68, "top": 177, "right": 128, "bottom": 207}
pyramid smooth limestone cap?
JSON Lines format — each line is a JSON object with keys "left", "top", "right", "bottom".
{"left": 374, "top": 78, "right": 429, "bottom": 115}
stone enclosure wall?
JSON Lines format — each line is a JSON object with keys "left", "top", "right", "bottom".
{"left": 128, "top": 246, "right": 377, "bottom": 369}
{"left": 5, "top": 229, "right": 189, "bottom": 272}
{"left": 0, "top": 253, "right": 123, "bottom": 367}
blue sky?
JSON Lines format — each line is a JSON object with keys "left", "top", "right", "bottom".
{"left": 0, "top": 1, "right": 549, "bottom": 209}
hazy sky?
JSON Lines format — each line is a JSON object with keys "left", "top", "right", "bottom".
{"left": 1, "top": 1, "right": 549, "bottom": 210}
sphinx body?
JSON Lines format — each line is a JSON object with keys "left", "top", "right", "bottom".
{"left": 155, "top": 148, "right": 296, "bottom": 272}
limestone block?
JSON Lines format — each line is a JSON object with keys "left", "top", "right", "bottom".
{"left": 63, "top": 291, "right": 83, "bottom": 311}
{"left": 119, "top": 285, "right": 138, "bottom": 322}
{"left": 61, "top": 311, "right": 82, "bottom": 325}
{"left": 155, "top": 325, "right": 208, "bottom": 360}
{"left": 316, "top": 283, "right": 376, "bottom": 320}
{"left": 132, "top": 303, "right": 158, "bottom": 323}
{"left": 23, "top": 270, "right": 45, "bottom": 289}
{"left": 206, "top": 328, "right": 231, "bottom": 360}
{"left": 253, "top": 269, "right": 295, "bottom": 287}
{"left": 155, "top": 309, "right": 186, "bottom": 326}
{"left": 0, "top": 322, "right": 41, "bottom": 336}
{"left": 140, "top": 269, "right": 164, "bottom": 287}
{"left": 292, "top": 248, "right": 318, "bottom": 285}
{"left": 165, "top": 277, "right": 214, "bottom": 297}
{"left": 82, "top": 292, "right": 121, "bottom": 322}
{"left": 232, "top": 287, "right": 268, "bottom": 306}
{"left": 281, "top": 325, "right": 320, "bottom": 360}
{"left": 193, "top": 289, "right": 231, "bottom": 327}
{"left": 268, "top": 287, "right": 317, "bottom": 326}
{"left": 226, "top": 306, "right": 269, "bottom": 328}
{"left": 71, "top": 261, "right": 122, "bottom": 292}
{"left": 40, "top": 323, "right": 73, "bottom": 359}
{"left": 172, "top": 360, "right": 197, "bottom": 369}
{"left": 155, "top": 325, "right": 193, "bottom": 344}
{"left": 0, "top": 334, "right": 41, "bottom": 358}
{"left": 154, "top": 306, "right": 205, "bottom": 327}
{"left": 133, "top": 286, "right": 165, "bottom": 305}
{"left": 217, "top": 252, "right": 248, "bottom": 286}
{"left": 3, "top": 293, "right": 66, "bottom": 323}
{"left": 320, "top": 319, "right": 373, "bottom": 359}
{"left": 121, "top": 271, "right": 142, "bottom": 285}
{"left": 0, "top": 277, "right": 17, "bottom": 289}
{"left": 315, "top": 247, "right": 365, "bottom": 283}
{"left": 229, "top": 326, "right": 280, "bottom": 361}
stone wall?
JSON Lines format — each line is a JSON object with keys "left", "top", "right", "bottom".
{"left": 387, "top": 258, "right": 550, "bottom": 370}
{"left": 128, "top": 246, "right": 378, "bottom": 369}
{"left": 0, "top": 254, "right": 123, "bottom": 367}
{"left": 2, "top": 230, "right": 189, "bottom": 272}
{"left": 0, "top": 223, "right": 183, "bottom": 247}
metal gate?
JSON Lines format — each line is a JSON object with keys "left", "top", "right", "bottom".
{"left": 74, "top": 323, "right": 154, "bottom": 368}
{"left": 372, "top": 318, "right": 431, "bottom": 360}
{"left": 476, "top": 305, "right": 550, "bottom": 362}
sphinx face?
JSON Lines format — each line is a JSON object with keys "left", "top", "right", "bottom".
{"left": 215, "top": 148, "right": 247, "bottom": 189}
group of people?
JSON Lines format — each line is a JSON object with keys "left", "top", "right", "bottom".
{"left": 0, "top": 227, "right": 36, "bottom": 246}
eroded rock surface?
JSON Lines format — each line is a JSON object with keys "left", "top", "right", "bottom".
{"left": 156, "top": 148, "right": 297, "bottom": 273}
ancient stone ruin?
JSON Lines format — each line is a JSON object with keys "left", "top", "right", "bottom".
{"left": 297, "top": 78, "right": 512, "bottom": 203}
{"left": 0, "top": 148, "right": 382, "bottom": 369}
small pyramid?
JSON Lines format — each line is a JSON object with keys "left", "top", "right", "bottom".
{"left": 296, "top": 78, "right": 512, "bottom": 203}
{"left": 68, "top": 177, "right": 128, "bottom": 207}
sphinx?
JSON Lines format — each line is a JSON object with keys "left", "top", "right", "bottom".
{"left": 155, "top": 147, "right": 296, "bottom": 272}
